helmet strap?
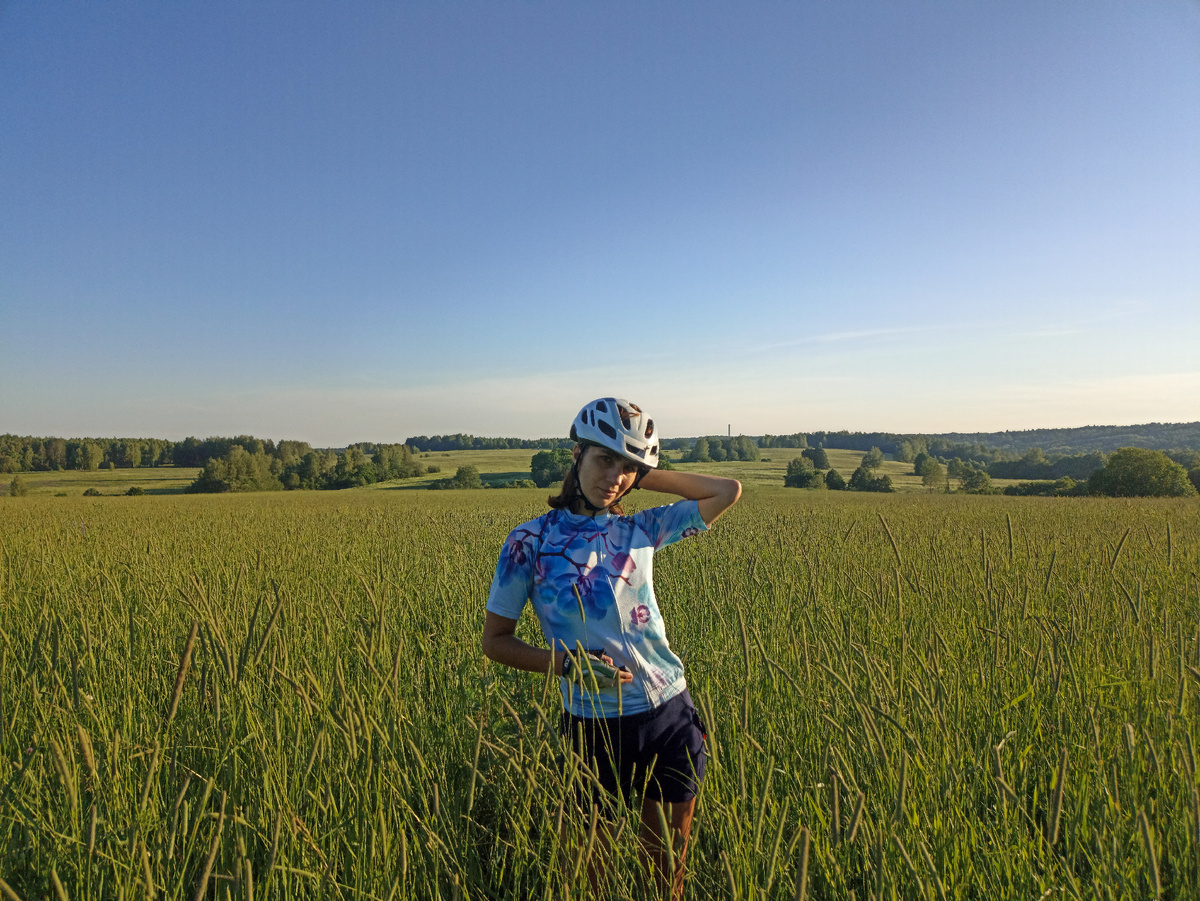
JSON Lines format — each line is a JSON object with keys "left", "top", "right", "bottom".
{"left": 567, "top": 460, "right": 605, "bottom": 514}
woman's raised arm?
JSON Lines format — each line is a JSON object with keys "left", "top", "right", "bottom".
{"left": 637, "top": 468, "right": 741, "bottom": 525}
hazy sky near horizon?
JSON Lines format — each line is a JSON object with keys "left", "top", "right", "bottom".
{"left": 2, "top": 1, "right": 1198, "bottom": 445}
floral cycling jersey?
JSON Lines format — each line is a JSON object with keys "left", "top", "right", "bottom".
{"left": 486, "top": 500, "right": 708, "bottom": 718}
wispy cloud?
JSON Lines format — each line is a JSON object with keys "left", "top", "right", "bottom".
{"left": 759, "top": 325, "right": 934, "bottom": 351}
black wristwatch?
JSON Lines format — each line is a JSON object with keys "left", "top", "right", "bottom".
{"left": 561, "top": 654, "right": 573, "bottom": 679}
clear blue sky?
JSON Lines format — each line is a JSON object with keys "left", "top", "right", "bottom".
{"left": 2, "top": 1, "right": 1197, "bottom": 445}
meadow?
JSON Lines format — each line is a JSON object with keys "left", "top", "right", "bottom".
{"left": 1, "top": 479, "right": 1196, "bottom": 899}
{"left": 8, "top": 447, "right": 1019, "bottom": 497}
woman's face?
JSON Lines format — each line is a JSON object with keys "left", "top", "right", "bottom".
{"left": 574, "top": 444, "right": 641, "bottom": 511}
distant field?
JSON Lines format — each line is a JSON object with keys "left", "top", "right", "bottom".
{"left": 7, "top": 466, "right": 202, "bottom": 496}
{"left": 9, "top": 448, "right": 1021, "bottom": 497}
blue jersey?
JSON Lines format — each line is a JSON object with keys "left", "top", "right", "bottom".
{"left": 486, "top": 501, "right": 708, "bottom": 717}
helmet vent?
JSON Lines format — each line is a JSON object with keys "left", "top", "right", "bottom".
{"left": 595, "top": 400, "right": 608, "bottom": 413}
{"left": 625, "top": 441, "right": 645, "bottom": 459}
{"left": 597, "top": 419, "right": 618, "bottom": 439}
{"left": 645, "top": 419, "right": 654, "bottom": 438}
{"left": 618, "top": 407, "right": 632, "bottom": 429}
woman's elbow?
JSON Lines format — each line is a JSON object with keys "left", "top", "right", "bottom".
{"left": 725, "top": 478, "right": 743, "bottom": 507}
{"left": 480, "top": 633, "right": 498, "bottom": 661}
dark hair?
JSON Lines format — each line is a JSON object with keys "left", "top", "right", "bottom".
{"left": 547, "top": 444, "right": 628, "bottom": 515}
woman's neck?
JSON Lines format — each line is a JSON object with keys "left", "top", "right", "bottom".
{"left": 570, "top": 500, "right": 607, "bottom": 518}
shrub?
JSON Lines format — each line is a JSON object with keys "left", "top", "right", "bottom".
{"left": 426, "top": 464, "right": 441, "bottom": 474}
{"left": 961, "top": 467, "right": 992, "bottom": 494}
{"left": 452, "top": 465, "right": 483, "bottom": 490}
{"left": 1087, "top": 448, "right": 1197, "bottom": 497}
{"left": 82, "top": 488, "right": 101, "bottom": 497}
{"left": 125, "top": 486, "right": 145, "bottom": 496}
{"left": 491, "top": 479, "right": 538, "bottom": 489}
{"left": 9, "top": 476, "right": 28, "bottom": 497}
{"left": 825, "top": 468, "right": 846, "bottom": 490}
{"left": 1003, "top": 477, "right": 1084, "bottom": 498}
{"left": 848, "top": 466, "right": 893, "bottom": 492}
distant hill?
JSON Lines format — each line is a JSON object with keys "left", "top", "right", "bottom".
{"left": 921, "top": 422, "right": 1200, "bottom": 456}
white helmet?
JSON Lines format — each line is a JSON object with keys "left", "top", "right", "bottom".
{"left": 570, "top": 397, "right": 660, "bottom": 469}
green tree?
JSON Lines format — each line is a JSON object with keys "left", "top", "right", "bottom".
{"left": 946, "top": 458, "right": 966, "bottom": 487}
{"left": 922, "top": 461, "right": 945, "bottom": 493}
{"left": 452, "top": 465, "right": 483, "bottom": 490}
{"left": 825, "top": 468, "right": 846, "bottom": 490}
{"left": 734, "top": 435, "right": 760, "bottom": 462}
{"left": 849, "top": 466, "right": 893, "bottom": 492}
{"left": 9, "top": 476, "right": 28, "bottom": 497}
{"left": 45, "top": 438, "right": 67, "bottom": 470}
{"left": 531, "top": 449, "right": 573, "bottom": 488}
{"left": 80, "top": 441, "right": 105, "bottom": 471}
{"left": 784, "top": 457, "right": 823, "bottom": 488}
{"left": 186, "top": 446, "right": 283, "bottom": 493}
{"left": 117, "top": 439, "right": 143, "bottom": 468}
{"left": 801, "top": 446, "right": 829, "bottom": 469}
{"left": 961, "top": 467, "right": 992, "bottom": 494}
{"left": 912, "top": 451, "right": 933, "bottom": 476}
{"left": 861, "top": 447, "right": 885, "bottom": 471}
{"left": 1087, "top": 448, "right": 1197, "bottom": 497}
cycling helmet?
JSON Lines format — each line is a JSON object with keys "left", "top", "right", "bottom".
{"left": 569, "top": 397, "right": 660, "bottom": 469}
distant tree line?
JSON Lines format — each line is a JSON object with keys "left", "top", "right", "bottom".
{"left": 680, "top": 436, "right": 760, "bottom": 463}
{"left": 758, "top": 433, "right": 809, "bottom": 448}
{"left": 186, "top": 441, "right": 424, "bottom": 493}
{"left": 918, "top": 422, "right": 1200, "bottom": 456}
{"left": 986, "top": 449, "right": 1108, "bottom": 481}
{"left": 0, "top": 435, "right": 177, "bottom": 472}
{"left": 1002, "top": 448, "right": 1198, "bottom": 498}
{"left": 404, "top": 434, "right": 570, "bottom": 452}
{"left": 794, "top": 423, "right": 1200, "bottom": 459}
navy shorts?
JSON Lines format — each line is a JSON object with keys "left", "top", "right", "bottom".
{"left": 561, "top": 689, "right": 707, "bottom": 810}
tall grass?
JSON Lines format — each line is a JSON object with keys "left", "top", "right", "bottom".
{"left": 1, "top": 488, "right": 1197, "bottom": 899}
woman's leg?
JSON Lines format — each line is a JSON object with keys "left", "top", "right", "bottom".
{"left": 559, "top": 800, "right": 618, "bottom": 898}
{"left": 638, "top": 796, "right": 696, "bottom": 901}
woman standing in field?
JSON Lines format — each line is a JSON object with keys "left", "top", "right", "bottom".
{"left": 481, "top": 397, "right": 741, "bottom": 898}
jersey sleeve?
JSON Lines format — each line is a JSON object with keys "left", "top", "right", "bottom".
{"left": 485, "top": 520, "right": 540, "bottom": 620}
{"left": 633, "top": 499, "right": 709, "bottom": 550}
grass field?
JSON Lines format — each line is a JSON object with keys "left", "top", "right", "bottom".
{"left": 6, "top": 467, "right": 204, "bottom": 497}
{"left": 2, "top": 477, "right": 1195, "bottom": 899}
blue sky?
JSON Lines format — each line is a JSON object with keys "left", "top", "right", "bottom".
{"left": 2, "top": 1, "right": 1197, "bottom": 445}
